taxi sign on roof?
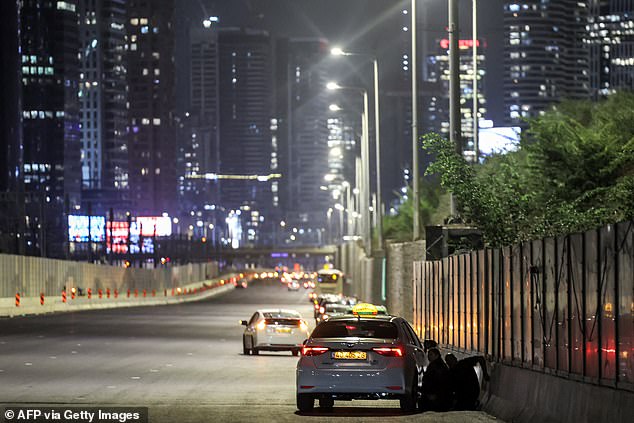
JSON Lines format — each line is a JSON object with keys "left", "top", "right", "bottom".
{"left": 352, "top": 303, "right": 378, "bottom": 317}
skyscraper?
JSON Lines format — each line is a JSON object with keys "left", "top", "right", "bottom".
{"left": 425, "top": 38, "right": 487, "bottom": 157}
{"left": 503, "top": 1, "right": 590, "bottom": 125}
{"left": 178, "top": 23, "right": 220, "bottom": 218}
{"left": 586, "top": 0, "right": 634, "bottom": 97}
{"left": 20, "top": 0, "right": 82, "bottom": 256}
{"left": 0, "top": 0, "right": 25, "bottom": 254}
{"left": 126, "top": 0, "right": 177, "bottom": 216}
{"left": 78, "top": 0, "right": 129, "bottom": 215}
{"left": 277, "top": 38, "right": 331, "bottom": 241}
{"left": 216, "top": 28, "right": 275, "bottom": 245}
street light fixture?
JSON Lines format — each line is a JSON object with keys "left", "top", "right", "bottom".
{"left": 330, "top": 47, "right": 384, "bottom": 252}
{"left": 327, "top": 81, "right": 371, "bottom": 255}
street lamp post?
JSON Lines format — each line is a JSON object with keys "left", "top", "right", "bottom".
{"left": 331, "top": 48, "right": 383, "bottom": 251}
{"left": 411, "top": 0, "right": 420, "bottom": 240}
{"left": 472, "top": 0, "right": 479, "bottom": 162}
{"left": 449, "top": 0, "right": 462, "bottom": 216}
{"left": 327, "top": 82, "right": 371, "bottom": 255}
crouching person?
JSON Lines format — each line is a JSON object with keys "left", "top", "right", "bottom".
{"left": 420, "top": 347, "right": 452, "bottom": 412}
{"left": 445, "top": 353, "right": 490, "bottom": 411}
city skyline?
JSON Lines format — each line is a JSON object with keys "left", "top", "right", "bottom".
{"left": 1, "top": 0, "right": 633, "bottom": 258}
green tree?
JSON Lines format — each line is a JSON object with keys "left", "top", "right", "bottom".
{"left": 382, "top": 179, "right": 449, "bottom": 242}
{"left": 421, "top": 92, "right": 634, "bottom": 246}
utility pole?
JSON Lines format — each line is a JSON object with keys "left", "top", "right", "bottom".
{"left": 411, "top": 0, "right": 420, "bottom": 240}
{"left": 449, "top": 0, "right": 462, "bottom": 216}
{"left": 472, "top": 0, "right": 479, "bottom": 162}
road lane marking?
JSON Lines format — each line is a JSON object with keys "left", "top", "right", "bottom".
{"left": 24, "top": 362, "right": 33, "bottom": 366}
{"left": 131, "top": 376, "right": 141, "bottom": 380}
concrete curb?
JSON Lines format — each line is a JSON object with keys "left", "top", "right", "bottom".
{"left": 1, "top": 278, "right": 236, "bottom": 318}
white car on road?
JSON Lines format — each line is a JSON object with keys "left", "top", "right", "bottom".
{"left": 241, "top": 309, "right": 310, "bottom": 356}
{"left": 296, "top": 313, "right": 427, "bottom": 412}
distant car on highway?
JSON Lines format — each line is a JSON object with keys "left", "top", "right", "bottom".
{"left": 235, "top": 278, "right": 248, "bottom": 289}
{"left": 287, "top": 280, "right": 301, "bottom": 291}
{"left": 296, "top": 305, "right": 427, "bottom": 412}
{"left": 241, "top": 309, "right": 310, "bottom": 356}
{"left": 315, "top": 303, "right": 352, "bottom": 324}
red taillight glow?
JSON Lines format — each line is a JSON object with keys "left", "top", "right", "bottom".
{"left": 256, "top": 321, "right": 266, "bottom": 330}
{"left": 386, "top": 385, "right": 403, "bottom": 390}
{"left": 301, "top": 346, "right": 329, "bottom": 356}
{"left": 372, "top": 347, "right": 403, "bottom": 357}
{"left": 319, "top": 306, "right": 325, "bottom": 314}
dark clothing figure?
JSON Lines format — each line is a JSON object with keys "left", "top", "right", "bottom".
{"left": 445, "top": 354, "right": 489, "bottom": 411}
{"left": 421, "top": 348, "right": 452, "bottom": 412}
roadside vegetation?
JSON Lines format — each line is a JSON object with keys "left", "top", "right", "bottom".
{"left": 385, "top": 91, "right": 634, "bottom": 247}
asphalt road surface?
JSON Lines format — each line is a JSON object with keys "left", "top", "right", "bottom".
{"left": 0, "top": 280, "right": 502, "bottom": 422}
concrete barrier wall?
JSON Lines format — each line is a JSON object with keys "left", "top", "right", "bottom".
{"left": 0, "top": 253, "right": 230, "bottom": 317}
{"left": 385, "top": 240, "right": 425, "bottom": 323}
{"left": 0, "top": 253, "right": 219, "bottom": 298}
{"left": 339, "top": 240, "right": 425, "bottom": 324}
{"left": 482, "top": 362, "right": 634, "bottom": 423}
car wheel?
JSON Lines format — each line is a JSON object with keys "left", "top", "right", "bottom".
{"left": 399, "top": 377, "right": 418, "bottom": 412}
{"left": 318, "top": 397, "right": 334, "bottom": 410}
{"left": 297, "top": 394, "right": 314, "bottom": 412}
{"left": 252, "top": 347, "right": 259, "bottom": 355}
{"left": 292, "top": 349, "right": 299, "bottom": 357}
{"left": 242, "top": 337, "right": 251, "bottom": 355}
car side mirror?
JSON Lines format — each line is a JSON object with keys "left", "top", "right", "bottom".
{"left": 240, "top": 320, "right": 248, "bottom": 326}
{"left": 302, "top": 339, "right": 308, "bottom": 345}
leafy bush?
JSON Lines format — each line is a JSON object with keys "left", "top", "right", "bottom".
{"left": 421, "top": 92, "right": 634, "bottom": 247}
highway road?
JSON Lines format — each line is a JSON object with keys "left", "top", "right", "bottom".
{"left": 0, "top": 280, "right": 501, "bottom": 422}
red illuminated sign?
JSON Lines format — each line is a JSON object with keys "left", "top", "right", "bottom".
{"left": 439, "top": 39, "right": 481, "bottom": 49}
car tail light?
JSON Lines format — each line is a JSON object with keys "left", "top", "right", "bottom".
{"left": 302, "top": 346, "right": 329, "bottom": 356}
{"left": 299, "top": 321, "right": 308, "bottom": 332}
{"left": 372, "top": 346, "right": 404, "bottom": 357}
{"left": 256, "top": 321, "right": 266, "bottom": 330}
{"left": 314, "top": 304, "right": 320, "bottom": 310}
{"left": 319, "top": 306, "right": 325, "bottom": 314}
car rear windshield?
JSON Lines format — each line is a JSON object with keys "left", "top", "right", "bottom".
{"left": 265, "top": 318, "right": 301, "bottom": 326}
{"left": 311, "top": 320, "right": 398, "bottom": 339}
{"left": 325, "top": 304, "right": 352, "bottom": 313}
{"left": 262, "top": 312, "right": 300, "bottom": 319}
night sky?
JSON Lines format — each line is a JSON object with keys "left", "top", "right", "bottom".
{"left": 176, "top": 0, "right": 505, "bottom": 122}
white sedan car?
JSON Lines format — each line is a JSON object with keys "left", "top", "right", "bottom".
{"left": 296, "top": 314, "right": 427, "bottom": 412}
{"left": 241, "top": 309, "right": 310, "bottom": 356}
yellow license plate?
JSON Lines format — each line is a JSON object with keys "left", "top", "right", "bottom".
{"left": 275, "top": 327, "right": 292, "bottom": 333}
{"left": 333, "top": 351, "right": 367, "bottom": 360}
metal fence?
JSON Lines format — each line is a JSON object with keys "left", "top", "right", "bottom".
{"left": 413, "top": 220, "right": 634, "bottom": 392}
{"left": 0, "top": 254, "right": 219, "bottom": 298}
